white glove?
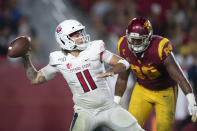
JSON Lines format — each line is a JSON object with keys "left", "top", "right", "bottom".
{"left": 186, "top": 93, "right": 197, "bottom": 122}
{"left": 114, "top": 96, "right": 122, "bottom": 104}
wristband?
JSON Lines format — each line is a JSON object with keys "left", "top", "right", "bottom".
{"left": 186, "top": 93, "right": 196, "bottom": 105}
{"left": 117, "top": 59, "right": 130, "bottom": 70}
{"left": 114, "top": 96, "right": 122, "bottom": 104}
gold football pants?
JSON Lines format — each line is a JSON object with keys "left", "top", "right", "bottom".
{"left": 128, "top": 82, "right": 178, "bottom": 131}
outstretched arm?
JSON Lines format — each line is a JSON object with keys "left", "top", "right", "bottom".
{"left": 113, "top": 70, "right": 130, "bottom": 104}
{"left": 115, "top": 70, "right": 130, "bottom": 97}
{"left": 164, "top": 52, "right": 192, "bottom": 94}
{"left": 164, "top": 52, "right": 197, "bottom": 122}
{"left": 97, "top": 53, "right": 130, "bottom": 78}
{"left": 97, "top": 51, "right": 130, "bottom": 104}
{"left": 22, "top": 55, "right": 47, "bottom": 85}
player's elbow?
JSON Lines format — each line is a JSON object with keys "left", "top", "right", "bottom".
{"left": 29, "top": 73, "right": 47, "bottom": 85}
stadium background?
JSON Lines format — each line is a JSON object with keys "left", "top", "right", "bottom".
{"left": 0, "top": 0, "right": 197, "bottom": 130}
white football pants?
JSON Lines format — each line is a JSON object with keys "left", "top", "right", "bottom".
{"left": 69, "top": 104, "right": 144, "bottom": 131}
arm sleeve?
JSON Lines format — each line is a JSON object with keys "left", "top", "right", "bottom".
{"left": 41, "top": 64, "right": 59, "bottom": 81}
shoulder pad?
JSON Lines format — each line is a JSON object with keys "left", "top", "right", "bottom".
{"left": 158, "top": 38, "right": 173, "bottom": 61}
{"left": 89, "top": 40, "right": 106, "bottom": 53}
{"left": 118, "top": 36, "right": 126, "bottom": 55}
{"left": 49, "top": 51, "right": 66, "bottom": 65}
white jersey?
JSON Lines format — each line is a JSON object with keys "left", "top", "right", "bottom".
{"left": 41, "top": 40, "right": 114, "bottom": 113}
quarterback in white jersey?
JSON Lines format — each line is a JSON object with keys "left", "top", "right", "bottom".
{"left": 22, "top": 19, "right": 144, "bottom": 131}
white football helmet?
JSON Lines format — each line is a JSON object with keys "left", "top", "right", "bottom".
{"left": 55, "top": 19, "right": 90, "bottom": 51}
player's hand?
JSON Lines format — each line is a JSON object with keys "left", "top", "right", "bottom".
{"left": 186, "top": 93, "right": 197, "bottom": 122}
{"left": 97, "top": 70, "right": 114, "bottom": 79}
{"left": 22, "top": 47, "right": 31, "bottom": 58}
{"left": 188, "top": 104, "right": 197, "bottom": 122}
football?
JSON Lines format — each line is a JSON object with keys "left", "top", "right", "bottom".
{"left": 7, "top": 36, "right": 31, "bottom": 58}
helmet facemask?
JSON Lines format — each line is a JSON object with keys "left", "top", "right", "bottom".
{"left": 126, "top": 30, "right": 152, "bottom": 53}
{"left": 126, "top": 17, "right": 153, "bottom": 54}
{"left": 67, "top": 29, "right": 90, "bottom": 50}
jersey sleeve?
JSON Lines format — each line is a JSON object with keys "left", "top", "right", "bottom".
{"left": 41, "top": 64, "right": 59, "bottom": 80}
{"left": 92, "top": 40, "right": 112, "bottom": 63}
{"left": 94, "top": 40, "right": 106, "bottom": 53}
{"left": 41, "top": 51, "right": 62, "bottom": 80}
{"left": 49, "top": 51, "right": 64, "bottom": 65}
{"left": 102, "top": 50, "right": 114, "bottom": 64}
{"left": 158, "top": 38, "right": 173, "bottom": 62}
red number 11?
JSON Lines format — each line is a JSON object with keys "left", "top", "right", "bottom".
{"left": 76, "top": 69, "right": 97, "bottom": 92}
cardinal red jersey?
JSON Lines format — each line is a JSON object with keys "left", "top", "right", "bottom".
{"left": 118, "top": 35, "right": 176, "bottom": 90}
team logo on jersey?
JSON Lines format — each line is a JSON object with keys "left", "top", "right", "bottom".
{"left": 66, "top": 63, "right": 72, "bottom": 69}
{"left": 56, "top": 26, "right": 62, "bottom": 34}
{"left": 69, "top": 63, "right": 91, "bottom": 73}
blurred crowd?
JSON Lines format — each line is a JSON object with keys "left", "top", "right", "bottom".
{"left": 0, "top": 0, "right": 41, "bottom": 61}
{"left": 2, "top": 0, "right": 197, "bottom": 69}
{"left": 71, "top": 0, "right": 197, "bottom": 70}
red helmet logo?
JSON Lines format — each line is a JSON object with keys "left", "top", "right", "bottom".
{"left": 56, "top": 26, "right": 62, "bottom": 34}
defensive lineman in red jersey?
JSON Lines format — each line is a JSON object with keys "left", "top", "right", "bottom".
{"left": 114, "top": 17, "right": 197, "bottom": 131}
{"left": 118, "top": 35, "right": 176, "bottom": 90}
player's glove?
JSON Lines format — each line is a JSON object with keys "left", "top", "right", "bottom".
{"left": 186, "top": 93, "right": 197, "bottom": 122}
{"left": 114, "top": 96, "right": 121, "bottom": 104}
